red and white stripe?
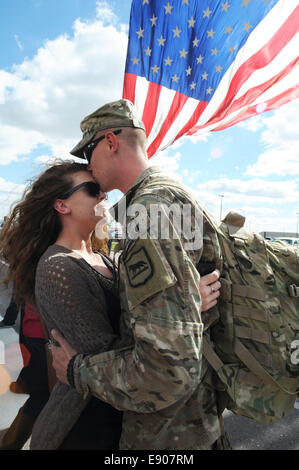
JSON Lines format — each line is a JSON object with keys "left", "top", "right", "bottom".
{"left": 123, "top": 0, "right": 299, "bottom": 158}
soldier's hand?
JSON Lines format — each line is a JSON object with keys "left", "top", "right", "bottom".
{"left": 50, "top": 329, "right": 78, "bottom": 385}
{"left": 200, "top": 270, "right": 221, "bottom": 311}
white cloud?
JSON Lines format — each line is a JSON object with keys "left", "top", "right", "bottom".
{"left": 96, "top": 1, "right": 119, "bottom": 25}
{"left": 260, "top": 100, "right": 299, "bottom": 150}
{"left": 0, "top": 6, "right": 128, "bottom": 165}
{"left": 0, "top": 125, "right": 43, "bottom": 165}
{"left": 238, "top": 114, "right": 266, "bottom": 132}
{"left": 14, "top": 34, "right": 23, "bottom": 50}
{"left": 243, "top": 100, "right": 299, "bottom": 176}
{"left": 169, "top": 132, "right": 211, "bottom": 151}
{"left": 239, "top": 206, "right": 278, "bottom": 216}
{"left": 0, "top": 178, "right": 27, "bottom": 219}
{"left": 196, "top": 178, "right": 298, "bottom": 204}
{"left": 238, "top": 100, "right": 299, "bottom": 143}
{"left": 149, "top": 150, "right": 182, "bottom": 181}
{"left": 0, "top": 177, "right": 26, "bottom": 195}
{"left": 242, "top": 214, "right": 298, "bottom": 234}
{"left": 245, "top": 149, "right": 299, "bottom": 176}
{"left": 188, "top": 132, "right": 211, "bottom": 144}
{"left": 35, "top": 155, "right": 66, "bottom": 164}
{"left": 182, "top": 184, "right": 297, "bottom": 233}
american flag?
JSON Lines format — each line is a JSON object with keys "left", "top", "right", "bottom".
{"left": 123, "top": 0, "right": 299, "bottom": 158}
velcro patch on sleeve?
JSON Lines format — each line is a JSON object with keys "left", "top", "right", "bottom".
{"left": 122, "top": 238, "right": 177, "bottom": 311}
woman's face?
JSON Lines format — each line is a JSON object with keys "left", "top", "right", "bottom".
{"left": 62, "top": 170, "right": 107, "bottom": 229}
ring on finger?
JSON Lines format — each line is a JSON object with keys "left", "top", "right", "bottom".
{"left": 211, "top": 285, "right": 215, "bottom": 294}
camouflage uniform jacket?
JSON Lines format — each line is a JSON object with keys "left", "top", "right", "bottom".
{"left": 72, "top": 166, "right": 223, "bottom": 450}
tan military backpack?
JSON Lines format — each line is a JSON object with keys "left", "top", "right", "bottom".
{"left": 201, "top": 210, "right": 299, "bottom": 423}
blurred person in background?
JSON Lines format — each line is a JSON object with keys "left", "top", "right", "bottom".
{"left": 0, "top": 299, "right": 49, "bottom": 450}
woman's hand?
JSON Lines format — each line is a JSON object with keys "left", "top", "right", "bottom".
{"left": 200, "top": 270, "right": 221, "bottom": 311}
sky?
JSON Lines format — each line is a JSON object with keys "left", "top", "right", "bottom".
{"left": 0, "top": 0, "right": 298, "bottom": 234}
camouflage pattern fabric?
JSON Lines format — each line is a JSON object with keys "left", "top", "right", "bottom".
{"left": 73, "top": 166, "right": 224, "bottom": 450}
{"left": 70, "top": 99, "right": 145, "bottom": 158}
{"left": 200, "top": 210, "right": 299, "bottom": 424}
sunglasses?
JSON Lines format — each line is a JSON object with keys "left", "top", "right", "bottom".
{"left": 58, "top": 181, "right": 102, "bottom": 200}
{"left": 82, "top": 129, "right": 122, "bottom": 163}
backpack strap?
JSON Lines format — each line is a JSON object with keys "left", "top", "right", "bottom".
{"left": 220, "top": 278, "right": 266, "bottom": 302}
{"left": 203, "top": 335, "right": 298, "bottom": 396}
{"left": 235, "top": 326, "right": 271, "bottom": 344}
{"left": 202, "top": 336, "right": 224, "bottom": 373}
{"left": 234, "top": 338, "right": 297, "bottom": 395}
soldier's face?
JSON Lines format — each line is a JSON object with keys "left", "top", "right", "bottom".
{"left": 88, "top": 143, "right": 112, "bottom": 193}
{"left": 88, "top": 130, "right": 121, "bottom": 192}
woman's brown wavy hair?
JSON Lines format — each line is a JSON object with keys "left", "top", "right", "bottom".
{"left": 0, "top": 160, "right": 89, "bottom": 305}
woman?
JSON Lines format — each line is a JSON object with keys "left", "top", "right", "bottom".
{"left": 0, "top": 161, "right": 220, "bottom": 450}
{"left": 0, "top": 160, "right": 124, "bottom": 449}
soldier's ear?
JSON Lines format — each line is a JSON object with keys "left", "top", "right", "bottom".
{"left": 105, "top": 131, "right": 118, "bottom": 152}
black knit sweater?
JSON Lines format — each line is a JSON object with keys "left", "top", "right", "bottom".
{"left": 30, "top": 244, "right": 124, "bottom": 450}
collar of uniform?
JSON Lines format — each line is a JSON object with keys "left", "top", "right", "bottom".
{"left": 109, "top": 166, "right": 162, "bottom": 222}
{"left": 125, "top": 165, "right": 162, "bottom": 196}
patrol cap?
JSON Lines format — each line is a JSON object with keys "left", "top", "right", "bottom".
{"left": 70, "top": 99, "right": 146, "bottom": 159}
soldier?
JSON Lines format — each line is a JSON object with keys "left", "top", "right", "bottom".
{"left": 50, "top": 99, "right": 228, "bottom": 450}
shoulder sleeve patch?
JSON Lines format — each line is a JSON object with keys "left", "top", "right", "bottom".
{"left": 125, "top": 245, "right": 153, "bottom": 287}
{"left": 121, "top": 238, "right": 177, "bottom": 311}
